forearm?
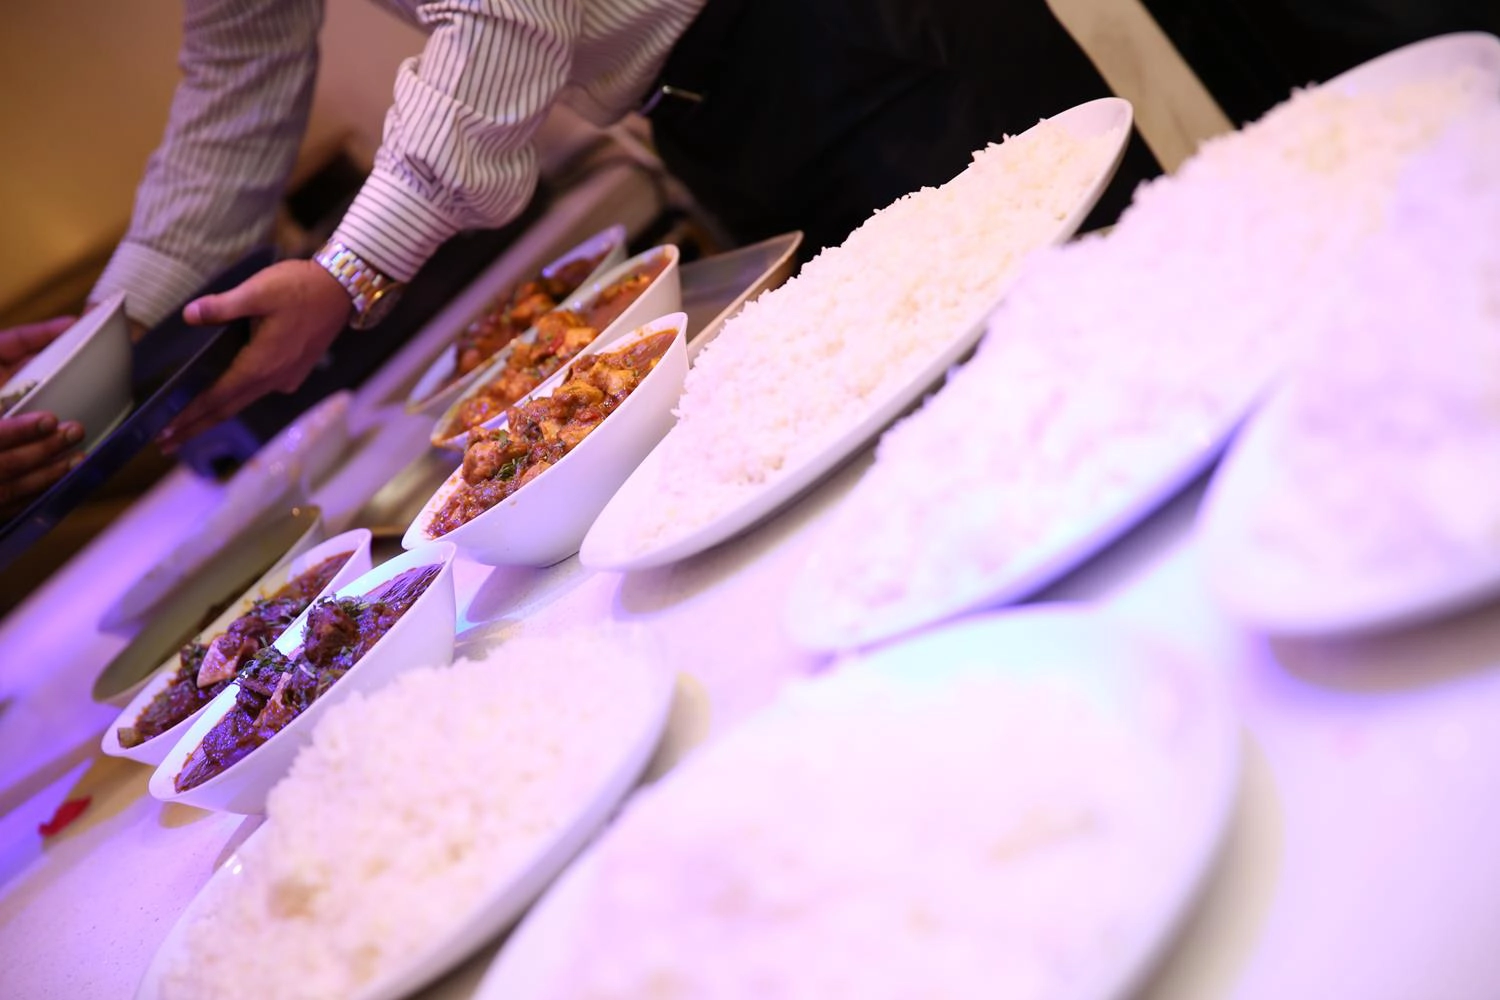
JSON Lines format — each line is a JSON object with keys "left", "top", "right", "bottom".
{"left": 332, "top": 0, "right": 580, "bottom": 281}
{"left": 92, "top": 0, "right": 323, "bottom": 327}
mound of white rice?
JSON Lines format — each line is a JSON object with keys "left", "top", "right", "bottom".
{"left": 619, "top": 112, "right": 1125, "bottom": 552}
{"left": 160, "top": 634, "right": 663, "bottom": 1000}
{"left": 1239, "top": 105, "right": 1500, "bottom": 582}
{"left": 536, "top": 653, "right": 1192, "bottom": 999}
{"left": 793, "top": 66, "right": 1496, "bottom": 639}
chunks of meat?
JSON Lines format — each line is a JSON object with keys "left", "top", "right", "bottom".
{"left": 552, "top": 379, "right": 605, "bottom": 409}
{"left": 429, "top": 326, "right": 677, "bottom": 536}
{"left": 461, "top": 432, "right": 526, "bottom": 485}
{"left": 196, "top": 632, "right": 260, "bottom": 687}
{"left": 303, "top": 599, "right": 361, "bottom": 668}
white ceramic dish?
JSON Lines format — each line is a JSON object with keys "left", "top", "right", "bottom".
{"left": 782, "top": 414, "right": 1249, "bottom": 655}
{"left": 1198, "top": 380, "right": 1500, "bottom": 637}
{"left": 475, "top": 606, "right": 1240, "bottom": 1000}
{"left": 680, "top": 231, "right": 803, "bottom": 362}
{"left": 429, "top": 244, "right": 682, "bottom": 452}
{"left": 134, "top": 641, "right": 676, "bottom": 1000}
{"left": 0, "top": 291, "right": 132, "bottom": 450}
{"left": 148, "top": 542, "right": 458, "bottom": 814}
{"left": 576, "top": 98, "right": 1132, "bottom": 573}
{"left": 101, "top": 391, "right": 354, "bottom": 630}
{"left": 780, "top": 34, "right": 1500, "bottom": 652}
{"left": 100, "top": 529, "right": 373, "bottom": 766}
{"left": 404, "top": 224, "right": 628, "bottom": 418}
{"left": 405, "top": 314, "right": 689, "bottom": 567}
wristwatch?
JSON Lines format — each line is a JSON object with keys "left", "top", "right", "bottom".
{"left": 312, "top": 239, "right": 405, "bottom": 330}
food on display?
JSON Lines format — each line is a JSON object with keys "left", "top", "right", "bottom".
{"left": 430, "top": 327, "right": 678, "bottom": 536}
{"left": 115, "top": 552, "right": 353, "bottom": 749}
{"left": 449, "top": 251, "right": 606, "bottom": 384}
{"left": 1207, "top": 106, "right": 1500, "bottom": 606}
{"left": 173, "top": 564, "right": 441, "bottom": 791}
{"left": 790, "top": 66, "right": 1498, "bottom": 645}
{"left": 520, "top": 641, "right": 1208, "bottom": 999}
{"left": 440, "top": 252, "right": 672, "bottom": 440}
{"left": 158, "top": 635, "right": 664, "bottom": 1000}
{"left": 596, "top": 114, "right": 1125, "bottom": 558}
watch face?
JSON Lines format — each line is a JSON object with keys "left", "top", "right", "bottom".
{"left": 353, "top": 284, "right": 403, "bottom": 330}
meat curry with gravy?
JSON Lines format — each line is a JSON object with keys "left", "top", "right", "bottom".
{"left": 439, "top": 251, "right": 671, "bottom": 440}
{"left": 430, "top": 326, "right": 678, "bottom": 536}
{"left": 172, "top": 563, "right": 441, "bottom": 791}
{"left": 116, "top": 551, "right": 352, "bottom": 749}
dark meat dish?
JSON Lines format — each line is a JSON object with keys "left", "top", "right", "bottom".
{"left": 116, "top": 552, "right": 352, "bottom": 749}
{"left": 439, "top": 251, "right": 671, "bottom": 441}
{"left": 430, "top": 327, "right": 677, "bottom": 536}
{"left": 172, "top": 564, "right": 442, "bottom": 792}
{"left": 445, "top": 250, "right": 606, "bottom": 385}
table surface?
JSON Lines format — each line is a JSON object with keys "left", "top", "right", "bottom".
{"left": 3, "top": 239, "right": 1499, "bottom": 998}
{"left": 3, "top": 430, "right": 1499, "bottom": 1000}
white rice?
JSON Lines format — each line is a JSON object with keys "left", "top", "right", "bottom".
{"left": 794, "top": 67, "right": 1496, "bottom": 638}
{"left": 159, "top": 633, "right": 661, "bottom": 1000}
{"left": 1238, "top": 105, "right": 1500, "bottom": 583}
{"left": 623, "top": 114, "right": 1125, "bottom": 551}
{"left": 537, "top": 654, "right": 1192, "bottom": 999}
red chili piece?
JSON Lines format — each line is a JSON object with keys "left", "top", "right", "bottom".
{"left": 38, "top": 796, "right": 92, "bottom": 838}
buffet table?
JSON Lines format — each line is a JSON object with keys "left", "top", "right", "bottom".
{"left": 2, "top": 412, "right": 1499, "bottom": 998}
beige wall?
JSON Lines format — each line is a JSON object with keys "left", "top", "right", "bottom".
{"left": 0, "top": 0, "right": 424, "bottom": 321}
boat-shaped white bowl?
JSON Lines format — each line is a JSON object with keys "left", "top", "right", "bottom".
{"left": 1, "top": 291, "right": 132, "bottom": 450}
{"left": 102, "top": 528, "right": 374, "bottom": 766}
{"left": 405, "top": 314, "right": 688, "bottom": 567}
{"left": 405, "top": 224, "right": 629, "bottom": 418}
{"left": 429, "top": 244, "right": 681, "bottom": 452}
{"left": 148, "top": 542, "right": 458, "bottom": 814}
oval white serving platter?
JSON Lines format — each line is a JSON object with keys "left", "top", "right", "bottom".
{"left": 577, "top": 98, "right": 1133, "bottom": 573}
{"left": 135, "top": 641, "right": 675, "bottom": 1000}
{"left": 473, "top": 606, "right": 1240, "bottom": 1000}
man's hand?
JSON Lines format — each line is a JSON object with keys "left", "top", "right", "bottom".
{"left": 0, "top": 316, "right": 75, "bottom": 382}
{"left": 0, "top": 412, "right": 85, "bottom": 508}
{"left": 157, "top": 260, "right": 352, "bottom": 451}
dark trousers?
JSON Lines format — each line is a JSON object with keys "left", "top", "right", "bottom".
{"left": 647, "top": 0, "right": 1161, "bottom": 258}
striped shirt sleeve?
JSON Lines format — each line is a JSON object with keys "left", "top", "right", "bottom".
{"left": 91, "top": 0, "right": 323, "bottom": 327}
{"left": 332, "top": 0, "right": 583, "bottom": 281}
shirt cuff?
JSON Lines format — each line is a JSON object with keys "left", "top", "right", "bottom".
{"left": 90, "top": 242, "right": 214, "bottom": 329}
{"left": 331, "top": 171, "right": 466, "bottom": 283}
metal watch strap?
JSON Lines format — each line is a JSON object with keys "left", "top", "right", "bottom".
{"left": 313, "top": 240, "right": 400, "bottom": 330}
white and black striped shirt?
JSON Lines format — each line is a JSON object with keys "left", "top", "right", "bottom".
{"left": 91, "top": 0, "right": 704, "bottom": 326}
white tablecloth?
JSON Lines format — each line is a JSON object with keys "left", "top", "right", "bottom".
{"left": 2, "top": 429, "right": 1498, "bottom": 999}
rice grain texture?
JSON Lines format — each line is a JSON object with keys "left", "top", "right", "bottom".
{"left": 535, "top": 654, "right": 1197, "bottom": 1000}
{"left": 620, "top": 113, "right": 1125, "bottom": 553}
{"left": 792, "top": 66, "right": 1497, "bottom": 641}
{"left": 160, "top": 635, "right": 661, "bottom": 1000}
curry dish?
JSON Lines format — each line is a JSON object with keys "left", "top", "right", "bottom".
{"left": 116, "top": 552, "right": 352, "bottom": 749}
{"left": 172, "top": 563, "right": 441, "bottom": 791}
{"left": 446, "top": 250, "right": 607, "bottom": 386}
{"left": 430, "top": 327, "right": 678, "bottom": 536}
{"left": 439, "top": 251, "right": 670, "bottom": 441}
